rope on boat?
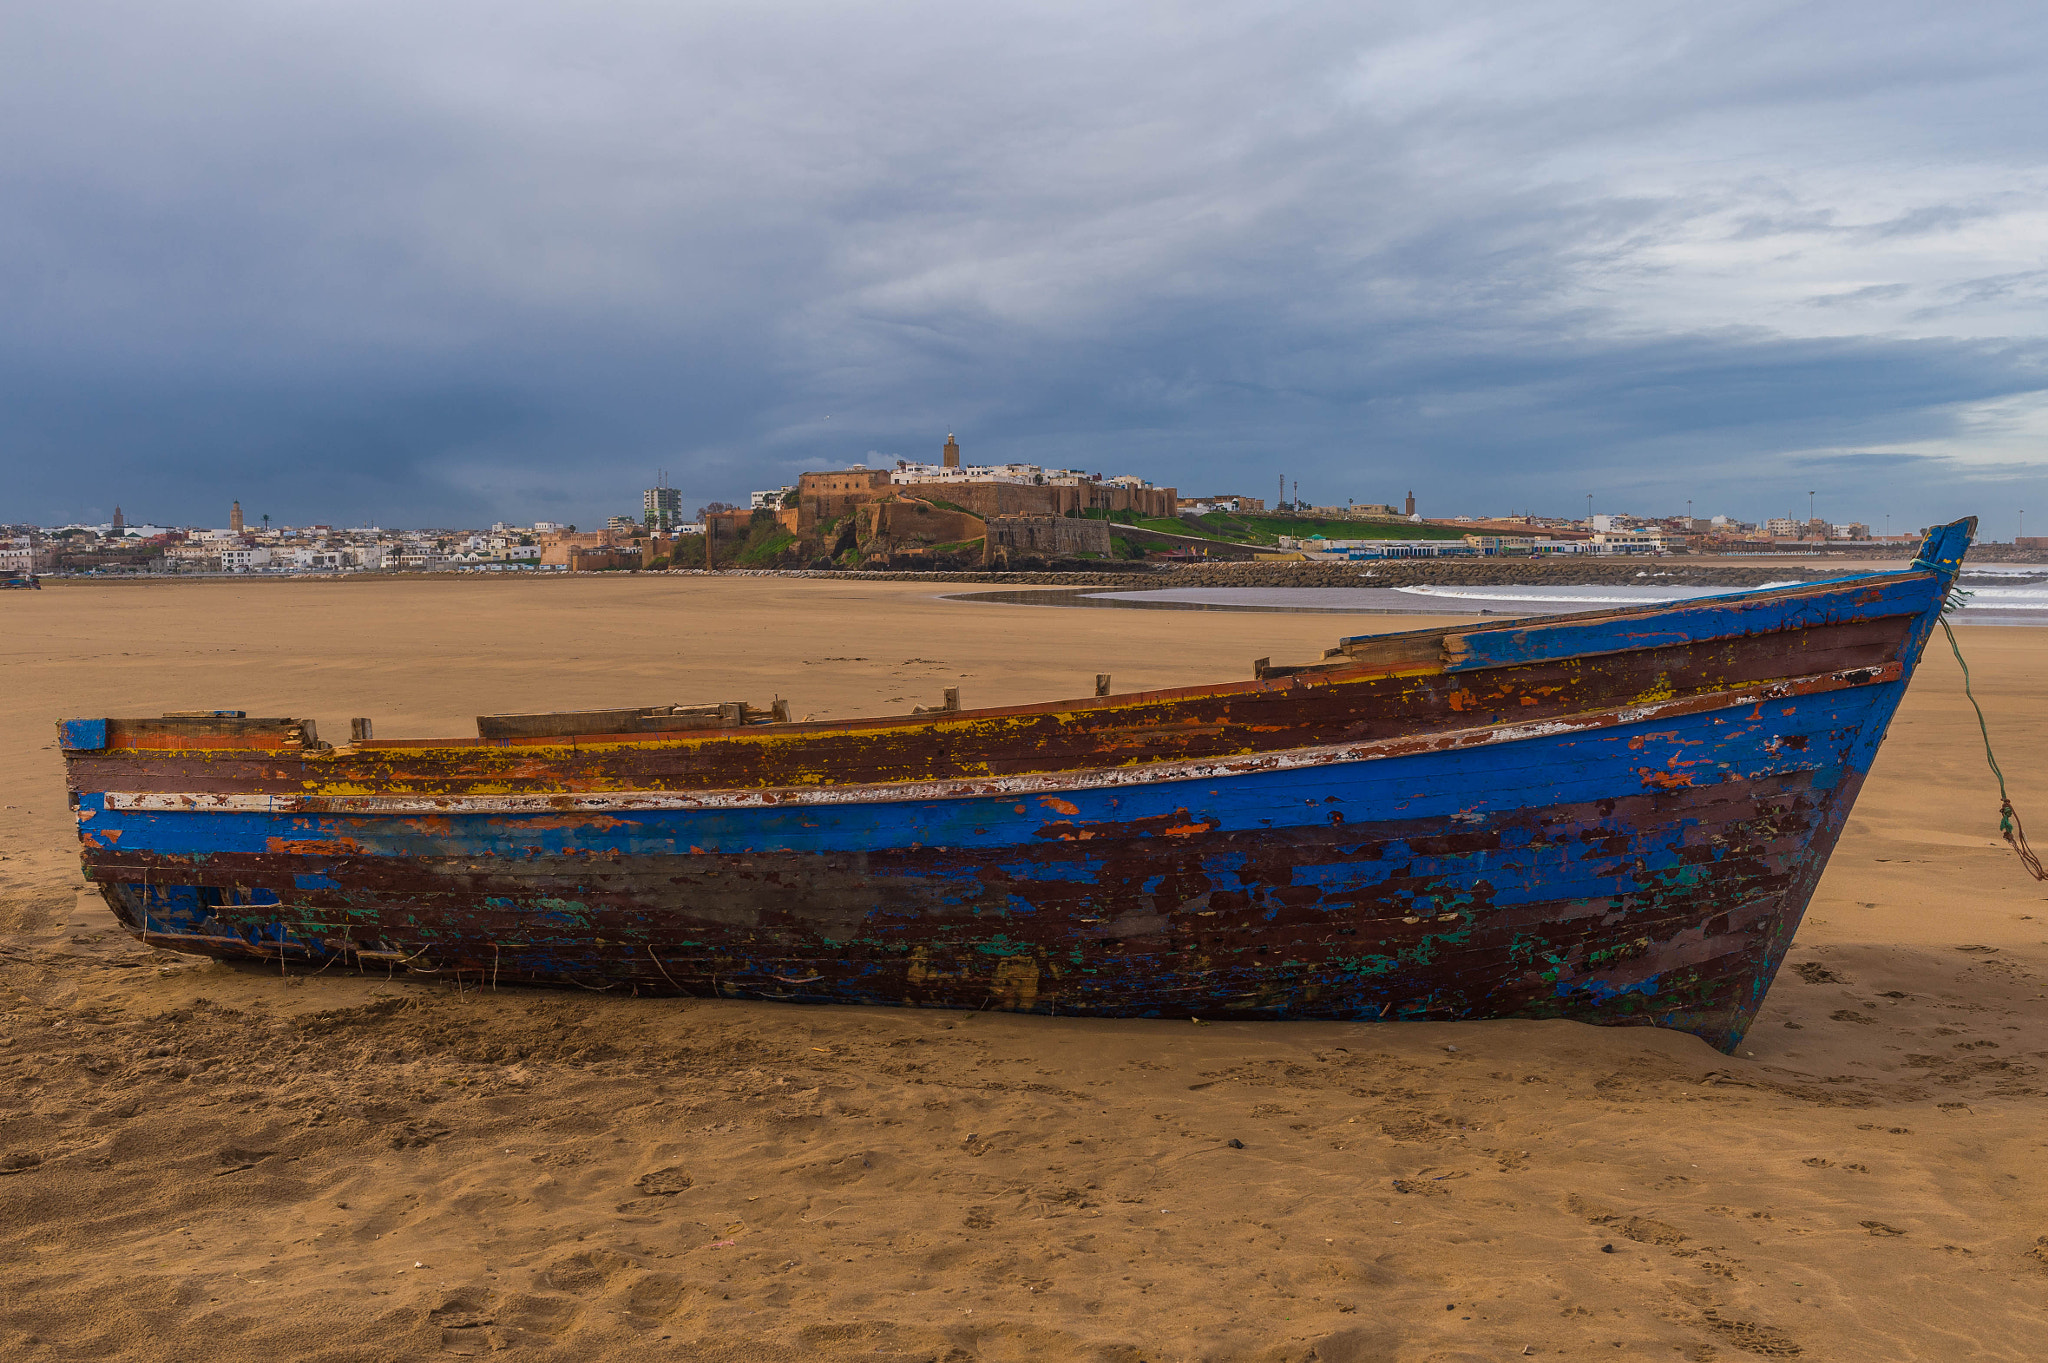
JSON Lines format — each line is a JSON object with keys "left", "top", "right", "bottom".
{"left": 1940, "top": 615, "right": 2048, "bottom": 881}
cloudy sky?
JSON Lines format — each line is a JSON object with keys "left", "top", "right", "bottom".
{"left": 4, "top": 1, "right": 2046, "bottom": 534}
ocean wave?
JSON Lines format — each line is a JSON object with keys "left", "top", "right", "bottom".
{"left": 1958, "top": 586, "right": 2048, "bottom": 606}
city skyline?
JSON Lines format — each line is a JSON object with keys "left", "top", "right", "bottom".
{"left": 0, "top": 486, "right": 1945, "bottom": 543}
{"left": 1, "top": 467, "right": 1983, "bottom": 544}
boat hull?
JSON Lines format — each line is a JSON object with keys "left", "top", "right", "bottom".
{"left": 80, "top": 668, "right": 1904, "bottom": 1053}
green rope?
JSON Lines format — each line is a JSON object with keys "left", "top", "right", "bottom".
{"left": 1940, "top": 616, "right": 2047, "bottom": 880}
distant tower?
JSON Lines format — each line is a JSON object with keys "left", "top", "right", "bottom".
{"left": 1405, "top": 490, "right": 1415, "bottom": 516}
{"left": 112, "top": 505, "right": 125, "bottom": 531}
{"left": 943, "top": 433, "right": 960, "bottom": 470}
{"left": 230, "top": 500, "right": 244, "bottom": 533}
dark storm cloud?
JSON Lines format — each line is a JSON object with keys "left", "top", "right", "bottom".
{"left": 2, "top": 1, "right": 2046, "bottom": 531}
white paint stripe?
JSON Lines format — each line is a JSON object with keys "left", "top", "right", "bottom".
{"left": 96, "top": 663, "right": 1899, "bottom": 816}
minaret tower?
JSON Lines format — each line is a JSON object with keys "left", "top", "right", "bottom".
{"left": 943, "top": 434, "right": 960, "bottom": 470}
{"left": 112, "top": 505, "right": 125, "bottom": 531}
{"left": 230, "top": 500, "right": 244, "bottom": 533}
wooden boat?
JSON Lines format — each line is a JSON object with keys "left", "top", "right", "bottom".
{"left": 59, "top": 518, "right": 1976, "bottom": 1053}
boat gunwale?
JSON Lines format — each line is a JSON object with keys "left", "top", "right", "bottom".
{"left": 87, "top": 658, "right": 1903, "bottom": 815}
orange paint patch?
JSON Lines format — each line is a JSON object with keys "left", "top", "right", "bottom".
{"left": 1038, "top": 796, "right": 1081, "bottom": 816}
{"left": 265, "top": 837, "right": 364, "bottom": 855}
{"left": 399, "top": 817, "right": 454, "bottom": 836}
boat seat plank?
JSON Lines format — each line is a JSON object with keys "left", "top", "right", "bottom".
{"left": 477, "top": 702, "right": 783, "bottom": 740}
{"left": 95, "top": 716, "right": 322, "bottom": 752}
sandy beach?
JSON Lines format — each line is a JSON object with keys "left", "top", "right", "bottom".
{"left": 2, "top": 576, "right": 2044, "bottom": 1362}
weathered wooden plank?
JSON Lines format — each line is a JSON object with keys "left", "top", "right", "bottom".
{"left": 88, "top": 661, "right": 1904, "bottom": 815}
{"left": 98, "top": 716, "right": 317, "bottom": 752}
{"left": 476, "top": 702, "right": 786, "bottom": 739}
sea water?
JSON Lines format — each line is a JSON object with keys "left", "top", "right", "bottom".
{"left": 1082, "top": 567, "right": 2048, "bottom": 625}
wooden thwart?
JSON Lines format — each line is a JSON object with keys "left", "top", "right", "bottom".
{"left": 476, "top": 701, "right": 791, "bottom": 741}
{"left": 98, "top": 715, "right": 325, "bottom": 751}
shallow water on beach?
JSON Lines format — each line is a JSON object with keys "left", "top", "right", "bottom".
{"left": 1062, "top": 570, "right": 2048, "bottom": 625}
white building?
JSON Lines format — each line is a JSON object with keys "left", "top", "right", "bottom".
{"left": 749, "top": 486, "right": 796, "bottom": 509}
{"left": 1590, "top": 529, "right": 1687, "bottom": 554}
{"left": 1, "top": 542, "right": 51, "bottom": 573}
{"left": 889, "top": 461, "right": 1102, "bottom": 487}
{"left": 220, "top": 547, "right": 272, "bottom": 571}
{"left": 163, "top": 544, "right": 221, "bottom": 570}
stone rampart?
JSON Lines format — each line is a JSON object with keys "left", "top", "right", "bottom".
{"left": 983, "top": 515, "right": 1112, "bottom": 561}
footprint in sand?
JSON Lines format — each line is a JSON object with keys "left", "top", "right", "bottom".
{"left": 544, "top": 1248, "right": 642, "bottom": 1295}
{"left": 634, "top": 1167, "right": 693, "bottom": 1195}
